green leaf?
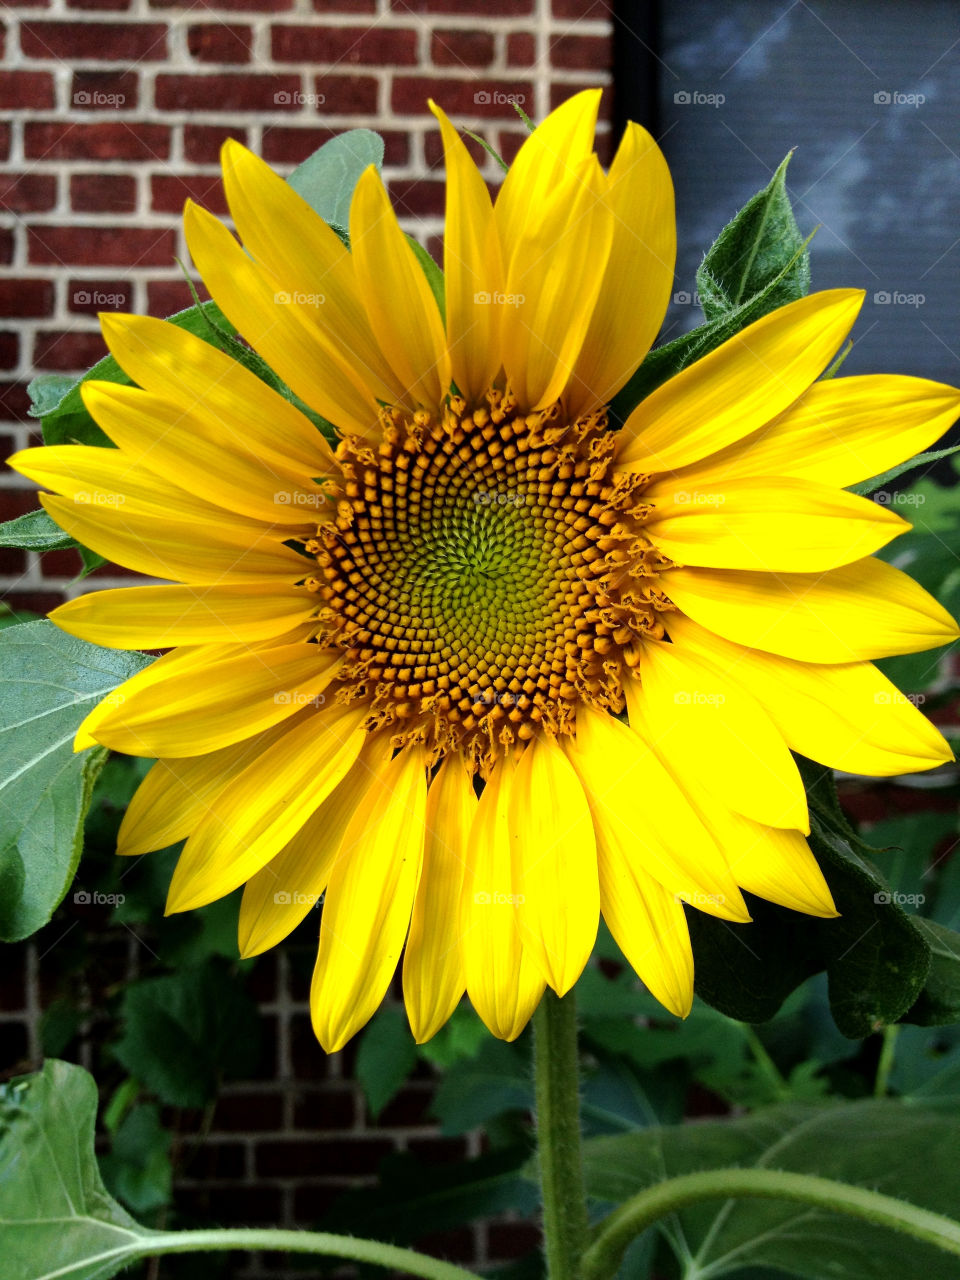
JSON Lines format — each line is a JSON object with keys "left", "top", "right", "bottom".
{"left": 100, "top": 1103, "right": 173, "bottom": 1216}
{"left": 906, "top": 918, "right": 960, "bottom": 1026}
{"left": 848, "top": 444, "right": 960, "bottom": 496}
{"left": 582, "top": 1099, "right": 960, "bottom": 1280}
{"left": 112, "top": 961, "right": 261, "bottom": 1107}
{"left": 688, "top": 759, "right": 931, "bottom": 1036}
{"left": 430, "top": 1037, "right": 532, "bottom": 1135}
{"left": 356, "top": 1004, "right": 419, "bottom": 1119}
{"left": 27, "top": 373, "right": 77, "bottom": 416}
{"left": 696, "top": 151, "right": 809, "bottom": 321}
{"left": 0, "top": 507, "right": 77, "bottom": 551}
{"left": 0, "top": 621, "right": 151, "bottom": 941}
{"left": 287, "top": 127, "right": 385, "bottom": 236}
{"left": 0, "top": 1059, "right": 148, "bottom": 1280}
{"left": 34, "top": 300, "right": 236, "bottom": 450}
{"left": 611, "top": 155, "right": 811, "bottom": 422}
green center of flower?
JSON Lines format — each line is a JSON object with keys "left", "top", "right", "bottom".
{"left": 312, "top": 392, "right": 675, "bottom": 771}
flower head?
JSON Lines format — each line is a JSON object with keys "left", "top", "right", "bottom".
{"left": 12, "top": 91, "right": 959, "bottom": 1051}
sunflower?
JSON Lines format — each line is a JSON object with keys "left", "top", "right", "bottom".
{"left": 11, "top": 91, "right": 960, "bottom": 1052}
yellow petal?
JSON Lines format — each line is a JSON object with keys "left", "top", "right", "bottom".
{"left": 499, "top": 153, "right": 613, "bottom": 410}
{"left": 98, "top": 312, "right": 333, "bottom": 475}
{"left": 667, "top": 613, "right": 954, "bottom": 775}
{"left": 220, "top": 138, "right": 408, "bottom": 407}
{"left": 598, "top": 847, "right": 693, "bottom": 1017}
{"left": 238, "top": 739, "right": 389, "bottom": 957}
{"left": 80, "top": 642, "right": 341, "bottom": 757}
{"left": 668, "top": 375, "right": 960, "bottom": 490}
{"left": 565, "top": 123, "right": 676, "bottom": 419}
{"left": 564, "top": 704, "right": 750, "bottom": 921}
{"left": 618, "top": 289, "right": 864, "bottom": 471}
{"left": 460, "top": 754, "right": 545, "bottom": 1041}
{"left": 633, "top": 641, "right": 808, "bottom": 831}
{"left": 51, "top": 581, "right": 315, "bottom": 650}
{"left": 664, "top": 557, "right": 959, "bottom": 663}
{"left": 167, "top": 705, "right": 368, "bottom": 912}
{"left": 509, "top": 736, "right": 598, "bottom": 995}
{"left": 645, "top": 475, "right": 908, "bottom": 573}
{"left": 184, "top": 199, "right": 380, "bottom": 438}
{"left": 349, "top": 166, "right": 450, "bottom": 411}
{"left": 429, "top": 101, "right": 503, "bottom": 404}
{"left": 403, "top": 753, "right": 476, "bottom": 1043}
{"left": 311, "top": 745, "right": 428, "bottom": 1053}
{"left": 81, "top": 382, "right": 330, "bottom": 526}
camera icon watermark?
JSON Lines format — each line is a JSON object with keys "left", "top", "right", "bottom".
{"left": 674, "top": 90, "right": 725, "bottom": 108}
{"left": 273, "top": 691, "right": 326, "bottom": 707}
{"left": 474, "top": 90, "right": 525, "bottom": 106}
{"left": 273, "top": 890, "right": 322, "bottom": 905}
{"left": 673, "top": 490, "right": 725, "bottom": 507}
{"left": 73, "top": 90, "right": 126, "bottom": 107}
{"left": 73, "top": 490, "right": 125, "bottom": 507}
{"left": 873, "top": 690, "right": 926, "bottom": 705}
{"left": 73, "top": 289, "right": 124, "bottom": 308}
{"left": 874, "top": 890, "right": 925, "bottom": 906}
{"left": 673, "top": 290, "right": 702, "bottom": 306}
{"left": 474, "top": 290, "right": 524, "bottom": 308}
{"left": 274, "top": 90, "right": 326, "bottom": 107}
{"left": 874, "top": 90, "right": 925, "bottom": 107}
{"left": 274, "top": 490, "right": 325, "bottom": 507}
{"left": 274, "top": 291, "right": 325, "bottom": 306}
{"left": 873, "top": 490, "right": 925, "bottom": 507}
{"left": 74, "top": 889, "right": 125, "bottom": 906}
{"left": 872, "top": 290, "right": 925, "bottom": 307}
{"left": 674, "top": 690, "right": 726, "bottom": 706}
{"left": 473, "top": 890, "right": 525, "bottom": 905}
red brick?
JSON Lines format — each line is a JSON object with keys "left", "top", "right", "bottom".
{"left": 0, "top": 229, "right": 13, "bottom": 265}
{"left": 181, "top": 1185, "right": 283, "bottom": 1227}
{"left": 155, "top": 73, "right": 301, "bottom": 112}
{"left": 426, "top": 232, "right": 444, "bottom": 263}
{"left": 3, "top": 592, "right": 64, "bottom": 616}
{"left": 392, "top": 77, "right": 532, "bottom": 118}
{"left": 388, "top": 177, "right": 445, "bottom": 217}
{"left": 0, "top": 24, "right": 5, "bottom": 60}
{"left": 0, "top": 432, "right": 17, "bottom": 465}
{"left": 311, "top": 73, "right": 378, "bottom": 113}
{"left": 549, "top": 33, "right": 612, "bottom": 71}
{"left": 431, "top": 29, "right": 495, "bottom": 68}
{"left": 146, "top": 278, "right": 203, "bottom": 316}
{"left": 0, "top": 381, "right": 30, "bottom": 419}
{"left": 70, "top": 172, "right": 137, "bottom": 213}
{"left": 152, "top": 0, "right": 292, "bottom": 8}
{"left": 183, "top": 123, "right": 248, "bottom": 163}
{"left": 33, "top": 329, "right": 109, "bottom": 371}
{"left": 0, "top": 123, "right": 9, "bottom": 161}
{"left": 0, "top": 173, "right": 56, "bottom": 213}
{"left": 550, "top": 81, "right": 613, "bottom": 119}
{"left": 424, "top": 128, "right": 487, "bottom": 171}
{"left": 312, "top": 0, "right": 375, "bottom": 9}
{"left": 376, "top": 1087, "right": 432, "bottom": 1127}
{"left": 487, "top": 1222, "right": 541, "bottom": 1257}
{"left": 0, "top": 333, "right": 19, "bottom": 371}
{"left": 29, "top": 226, "right": 176, "bottom": 267}
{"left": 498, "top": 128, "right": 529, "bottom": 165}
{"left": 25, "top": 121, "right": 170, "bottom": 161}
{"left": 188, "top": 23, "right": 252, "bottom": 63}
{"left": 552, "top": 0, "right": 610, "bottom": 13}
{"left": 411, "top": 1228, "right": 476, "bottom": 1264}
{"left": 67, "top": 279, "right": 134, "bottom": 314}
{"left": 257, "top": 1138, "right": 392, "bottom": 1178}
{"left": 213, "top": 1092, "right": 284, "bottom": 1132}
{"left": 151, "top": 173, "right": 227, "bottom": 216}
{"left": 272, "top": 25, "right": 417, "bottom": 65}
{"left": 0, "top": 71, "right": 54, "bottom": 111}
{"left": 293, "top": 1088, "right": 356, "bottom": 1130}
{"left": 392, "top": 0, "right": 531, "bottom": 10}
{"left": 0, "top": 279, "right": 55, "bottom": 318}
{"left": 68, "top": 0, "right": 132, "bottom": 9}
{"left": 20, "top": 21, "right": 167, "bottom": 61}
{"left": 36, "top": 546, "right": 81, "bottom": 578}
{"left": 506, "top": 31, "right": 536, "bottom": 67}
{"left": 71, "top": 69, "right": 138, "bottom": 110}
{"left": 261, "top": 124, "right": 408, "bottom": 166}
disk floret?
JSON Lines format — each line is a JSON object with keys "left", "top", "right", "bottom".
{"left": 312, "top": 393, "right": 675, "bottom": 771}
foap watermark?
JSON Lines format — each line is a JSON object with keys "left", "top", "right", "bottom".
{"left": 274, "top": 691, "right": 326, "bottom": 707}
{"left": 674, "top": 690, "right": 725, "bottom": 706}
{"left": 673, "top": 289, "right": 703, "bottom": 306}
{"left": 275, "top": 90, "right": 325, "bottom": 107}
{"left": 474, "top": 890, "right": 526, "bottom": 906}
{"left": 674, "top": 89, "right": 725, "bottom": 108}
{"left": 874, "top": 691, "right": 926, "bottom": 706}
{"left": 873, "top": 490, "right": 925, "bottom": 507}
{"left": 74, "top": 890, "right": 125, "bottom": 906}
{"left": 275, "top": 290, "right": 325, "bottom": 306}
{"left": 274, "top": 490, "right": 325, "bottom": 507}
{"left": 873, "top": 290, "right": 925, "bottom": 307}
{"left": 672, "top": 490, "right": 725, "bottom": 506}
{"left": 874, "top": 891, "right": 925, "bottom": 906}
{"left": 474, "top": 290, "right": 524, "bottom": 308}
{"left": 874, "top": 90, "right": 925, "bottom": 107}
{"left": 74, "top": 491, "right": 125, "bottom": 507}
{"left": 473, "top": 489, "right": 524, "bottom": 508}
{"left": 273, "top": 891, "right": 322, "bottom": 906}
{"left": 74, "top": 90, "right": 126, "bottom": 108}
{"left": 674, "top": 890, "right": 727, "bottom": 908}
{"left": 474, "top": 90, "right": 525, "bottom": 106}
{"left": 74, "top": 289, "right": 125, "bottom": 308}
{"left": 477, "top": 688, "right": 522, "bottom": 708}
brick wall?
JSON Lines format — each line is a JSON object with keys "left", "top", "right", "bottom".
{"left": 1, "top": 0, "right": 614, "bottom": 613}
{"left": 0, "top": 2, "right": 614, "bottom": 1272}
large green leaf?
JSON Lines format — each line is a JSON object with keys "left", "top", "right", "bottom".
{"left": 688, "top": 760, "right": 931, "bottom": 1037}
{"left": 0, "top": 621, "right": 151, "bottom": 941}
{"left": 0, "top": 1059, "right": 150, "bottom": 1280}
{"left": 582, "top": 1100, "right": 960, "bottom": 1280}
{"left": 612, "top": 153, "right": 811, "bottom": 420}
{"left": 287, "top": 127, "right": 385, "bottom": 237}
{"left": 356, "top": 1004, "right": 418, "bottom": 1119}
{"left": 112, "top": 961, "right": 261, "bottom": 1107}
{"left": 0, "top": 507, "right": 77, "bottom": 552}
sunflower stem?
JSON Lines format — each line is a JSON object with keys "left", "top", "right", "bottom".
{"left": 533, "top": 988, "right": 591, "bottom": 1280}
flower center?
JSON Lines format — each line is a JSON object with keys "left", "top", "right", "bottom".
{"left": 311, "top": 392, "right": 675, "bottom": 772}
